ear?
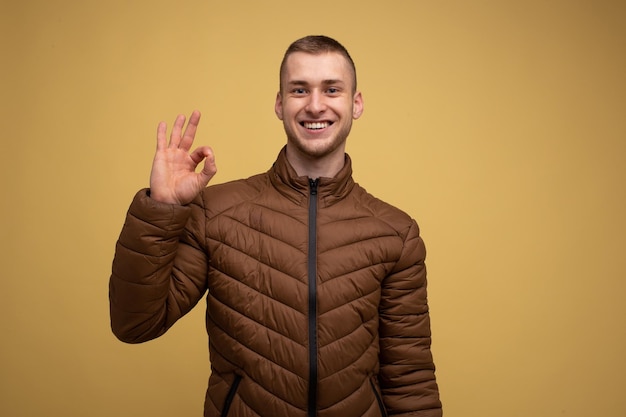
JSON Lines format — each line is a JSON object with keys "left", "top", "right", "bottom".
{"left": 352, "top": 91, "right": 364, "bottom": 119}
{"left": 274, "top": 92, "right": 284, "bottom": 120}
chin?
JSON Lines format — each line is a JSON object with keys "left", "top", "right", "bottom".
{"left": 293, "top": 137, "right": 345, "bottom": 159}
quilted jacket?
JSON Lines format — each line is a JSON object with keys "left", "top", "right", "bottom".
{"left": 110, "top": 147, "right": 442, "bottom": 417}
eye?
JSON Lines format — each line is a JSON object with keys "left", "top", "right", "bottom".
{"left": 326, "top": 87, "right": 340, "bottom": 95}
{"left": 292, "top": 88, "right": 307, "bottom": 95}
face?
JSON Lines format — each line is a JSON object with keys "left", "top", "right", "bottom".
{"left": 275, "top": 52, "right": 363, "bottom": 161}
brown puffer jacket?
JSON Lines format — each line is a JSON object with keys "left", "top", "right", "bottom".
{"left": 110, "top": 147, "right": 442, "bottom": 417}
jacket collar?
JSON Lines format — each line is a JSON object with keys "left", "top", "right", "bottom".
{"left": 268, "top": 146, "right": 355, "bottom": 207}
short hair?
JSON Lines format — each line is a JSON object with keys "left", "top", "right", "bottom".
{"left": 279, "top": 35, "right": 357, "bottom": 92}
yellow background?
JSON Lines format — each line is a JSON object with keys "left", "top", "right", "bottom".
{"left": 2, "top": 1, "right": 625, "bottom": 416}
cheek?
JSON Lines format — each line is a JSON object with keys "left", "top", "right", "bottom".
{"left": 281, "top": 104, "right": 299, "bottom": 120}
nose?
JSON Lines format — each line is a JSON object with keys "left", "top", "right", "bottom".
{"left": 305, "top": 90, "right": 326, "bottom": 114}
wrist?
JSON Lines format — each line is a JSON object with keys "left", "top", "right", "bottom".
{"left": 147, "top": 189, "right": 180, "bottom": 205}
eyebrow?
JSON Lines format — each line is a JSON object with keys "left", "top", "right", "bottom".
{"left": 287, "top": 79, "right": 345, "bottom": 87}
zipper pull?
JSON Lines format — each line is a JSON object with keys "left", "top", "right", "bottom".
{"left": 309, "top": 178, "right": 319, "bottom": 195}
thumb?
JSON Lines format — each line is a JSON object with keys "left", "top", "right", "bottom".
{"left": 198, "top": 147, "right": 217, "bottom": 182}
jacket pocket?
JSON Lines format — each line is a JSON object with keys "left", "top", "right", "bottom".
{"left": 370, "top": 378, "right": 388, "bottom": 417}
{"left": 221, "top": 374, "right": 242, "bottom": 417}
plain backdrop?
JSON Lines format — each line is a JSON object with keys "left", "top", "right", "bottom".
{"left": 1, "top": 1, "right": 625, "bottom": 416}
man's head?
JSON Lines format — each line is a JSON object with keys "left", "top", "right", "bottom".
{"left": 279, "top": 35, "right": 357, "bottom": 94}
{"left": 275, "top": 36, "right": 363, "bottom": 172}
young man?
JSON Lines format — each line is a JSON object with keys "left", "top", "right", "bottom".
{"left": 110, "top": 35, "right": 442, "bottom": 417}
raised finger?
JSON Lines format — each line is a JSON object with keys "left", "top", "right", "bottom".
{"left": 178, "top": 110, "right": 201, "bottom": 151}
{"left": 156, "top": 121, "right": 167, "bottom": 151}
{"left": 168, "top": 114, "right": 187, "bottom": 148}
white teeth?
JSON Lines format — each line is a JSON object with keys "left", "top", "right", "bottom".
{"left": 303, "top": 122, "right": 329, "bottom": 130}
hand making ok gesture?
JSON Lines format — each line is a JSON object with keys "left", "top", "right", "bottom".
{"left": 149, "top": 110, "right": 217, "bottom": 205}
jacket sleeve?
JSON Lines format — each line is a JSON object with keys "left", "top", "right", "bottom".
{"left": 379, "top": 220, "right": 442, "bottom": 416}
{"left": 109, "top": 189, "right": 209, "bottom": 343}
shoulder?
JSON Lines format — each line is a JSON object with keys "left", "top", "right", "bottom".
{"left": 351, "top": 183, "right": 418, "bottom": 237}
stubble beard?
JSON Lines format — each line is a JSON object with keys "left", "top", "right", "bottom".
{"left": 285, "top": 120, "right": 353, "bottom": 160}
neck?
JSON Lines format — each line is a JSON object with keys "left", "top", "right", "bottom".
{"left": 285, "top": 144, "right": 345, "bottom": 179}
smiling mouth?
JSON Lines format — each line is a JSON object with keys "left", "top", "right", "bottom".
{"left": 301, "top": 121, "right": 332, "bottom": 130}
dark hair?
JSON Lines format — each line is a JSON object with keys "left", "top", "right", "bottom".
{"left": 279, "top": 35, "right": 357, "bottom": 92}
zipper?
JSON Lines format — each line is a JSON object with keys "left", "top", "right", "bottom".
{"left": 370, "top": 378, "right": 389, "bottom": 417}
{"left": 307, "top": 178, "right": 319, "bottom": 417}
{"left": 221, "top": 374, "right": 242, "bottom": 417}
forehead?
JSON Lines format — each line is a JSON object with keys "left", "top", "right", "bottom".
{"left": 282, "top": 52, "right": 354, "bottom": 86}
